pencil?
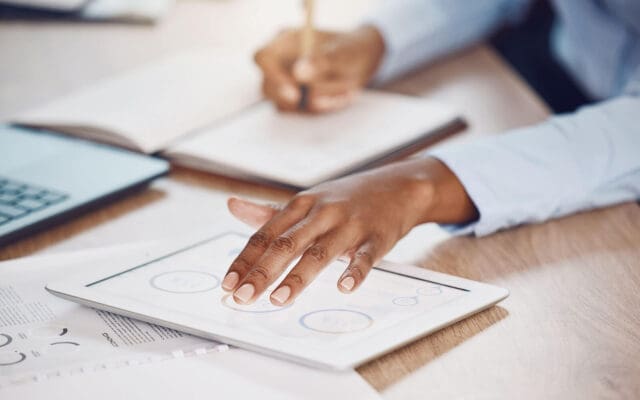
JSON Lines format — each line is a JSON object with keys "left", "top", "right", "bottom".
{"left": 301, "top": 0, "right": 315, "bottom": 57}
{"left": 299, "top": 0, "right": 315, "bottom": 110}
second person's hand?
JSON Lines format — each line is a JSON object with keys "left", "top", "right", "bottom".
{"left": 254, "top": 26, "right": 385, "bottom": 113}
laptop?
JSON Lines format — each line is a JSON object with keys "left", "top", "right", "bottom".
{"left": 0, "top": 125, "right": 169, "bottom": 246}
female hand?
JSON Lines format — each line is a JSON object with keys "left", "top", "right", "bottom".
{"left": 221, "top": 157, "right": 478, "bottom": 306}
{"left": 254, "top": 26, "right": 385, "bottom": 113}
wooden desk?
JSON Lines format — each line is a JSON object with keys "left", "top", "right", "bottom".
{"left": 1, "top": 1, "right": 639, "bottom": 399}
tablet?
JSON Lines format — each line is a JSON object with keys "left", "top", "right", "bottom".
{"left": 46, "top": 231, "right": 508, "bottom": 370}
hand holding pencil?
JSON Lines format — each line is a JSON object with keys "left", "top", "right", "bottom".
{"left": 297, "top": 0, "right": 316, "bottom": 109}
{"left": 253, "top": 0, "right": 385, "bottom": 113}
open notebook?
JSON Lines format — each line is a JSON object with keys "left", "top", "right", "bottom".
{"left": 167, "top": 93, "right": 461, "bottom": 188}
{"left": 14, "top": 49, "right": 262, "bottom": 153}
{"left": 13, "top": 49, "right": 463, "bottom": 188}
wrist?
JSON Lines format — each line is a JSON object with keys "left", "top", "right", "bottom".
{"left": 409, "top": 157, "right": 479, "bottom": 226}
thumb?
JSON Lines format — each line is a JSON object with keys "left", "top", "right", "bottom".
{"left": 227, "top": 197, "right": 281, "bottom": 229}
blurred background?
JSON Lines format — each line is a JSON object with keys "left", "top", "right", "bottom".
{"left": 0, "top": 0, "right": 373, "bottom": 120}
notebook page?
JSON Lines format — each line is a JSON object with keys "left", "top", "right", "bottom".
{"left": 13, "top": 49, "right": 261, "bottom": 153}
{"left": 166, "top": 91, "right": 460, "bottom": 187}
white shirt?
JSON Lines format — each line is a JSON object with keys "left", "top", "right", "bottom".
{"left": 368, "top": 0, "right": 640, "bottom": 235}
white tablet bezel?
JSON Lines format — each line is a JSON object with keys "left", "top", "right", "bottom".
{"left": 46, "top": 232, "right": 508, "bottom": 371}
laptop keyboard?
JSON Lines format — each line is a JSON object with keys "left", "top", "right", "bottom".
{"left": 0, "top": 177, "right": 68, "bottom": 226}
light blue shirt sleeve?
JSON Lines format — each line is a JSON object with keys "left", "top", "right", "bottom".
{"left": 366, "top": 0, "right": 533, "bottom": 83}
{"left": 427, "top": 67, "right": 640, "bottom": 236}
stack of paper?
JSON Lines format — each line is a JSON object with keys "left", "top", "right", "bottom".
{"left": 0, "top": 243, "right": 382, "bottom": 399}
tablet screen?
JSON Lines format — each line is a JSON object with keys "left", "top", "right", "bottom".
{"left": 89, "top": 232, "right": 468, "bottom": 349}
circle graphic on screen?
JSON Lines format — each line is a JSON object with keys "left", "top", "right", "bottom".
{"left": 300, "top": 309, "right": 373, "bottom": 334}
{"left": 0, "top": 351, "right": 27, "bottom": 366}
{"left": 392, "top": 296, "right": 419, "bottom": 306}
{"left": 416, "top": 285, "right": 443, "bottom": 296}
{"left": 0, "top": 334, "right": 12, "bottom": 348}
{"left": 221, "top": 294, "right": 289, "bottom": 313}
{"left": 392, "top": 284, "right": 444, "bottom": 307}
{"left": 150, "top": 271, "right": 220, "bottom": 294}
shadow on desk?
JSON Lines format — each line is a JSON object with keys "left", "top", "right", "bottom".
{"left": 170, "top": 167, "right": 295, "bottom": 203}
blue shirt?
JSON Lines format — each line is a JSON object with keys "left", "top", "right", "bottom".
{"left": 368, "top": 0, "right": 640, "bottom": 235}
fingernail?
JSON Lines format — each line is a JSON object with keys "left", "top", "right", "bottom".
{"left": 279, "top": 85, "right": 299, "bottom": 103}
{"left": 339, "top": 276, "right": 355, "bottom": 292}
{"left": 222, "top": 271, "right": 239, "bottom": 291}
{"left": 270, "top": 286, "right": 291, "bottom": 305}
{"left": 234, "top": 283, "right": 255, "bottom": 304}
{"left": 229, "top": 197, "right": 248, "bottom": 209}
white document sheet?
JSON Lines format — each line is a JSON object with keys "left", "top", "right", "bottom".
{"left": 3, "top": 346, "right": 381, "bottom": 400}
{"left": 167, "top": 91, "right": 460, "bottom": 188}
{"left": 14, "top": 49, "right": 261, "bottom": 153}
{"left": 0, "top": 242, "right": 225, "bottom": 388}
{"left": 0, "top": 243, "right": 381, "bottom": 400}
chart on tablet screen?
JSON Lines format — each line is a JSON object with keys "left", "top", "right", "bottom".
{"left": 93, "top": 232, "right": 468, "bottom": 348}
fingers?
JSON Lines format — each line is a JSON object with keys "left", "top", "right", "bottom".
{"left": 225, "top": 200, "right": 388, "bottom": 305}
{"left": 255, "top": 50, "right": 300, "bottom": 110}
{"left": 257, "top": 47, "right": 360, "bottom": 113}
{"left": 306, "top": 80, "right": 360, "bottom": 113}
{"left": 338, "top": 239, "right": 384, "bottom": 293}
{"left": 221, "top": 197, "right": 314, "bottom": 292}
{"left": 270, "top": 226, "right": 355, "bottom": 306}
{"left": 262, "top": 77, "right": 300, "bottom": 111}
{"left": 292, "top": 57, "right": 361, "bottom": 113}
{"left": 231, "top": 206, "right": 342, "bottom": 305}
{"left": 227, "top": 197, "right": 281, "bottom": 229}
{"left": 225, "top": 199, "right": 386, "bottom": 305}
{"left": 291, "top": 46, "right": 349, "bottom": 83}
{"left": 262, "top": 63, "right": 359, "bottom": 113}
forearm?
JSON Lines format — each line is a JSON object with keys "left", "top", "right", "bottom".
{"left": 428, "top": 94, "right": 640, "bottom": 236}
{"left": 410, "top": 157, "right": 479, "bottom": 225}
{"left": 364, "top": 0, "right": 533, "bottom": 83}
